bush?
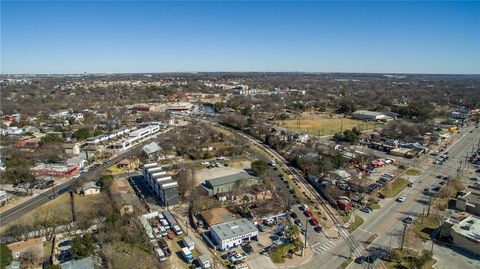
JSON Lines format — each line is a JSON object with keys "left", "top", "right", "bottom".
{"left": 0, "top": 244, "right": 13, "bottom": 269}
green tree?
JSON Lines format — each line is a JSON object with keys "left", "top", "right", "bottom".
{"left": 98, "top": 174, "right": 114, "bottom": 191}
{"left": 286, "top": 225, "right": 302, "bottom": 244}
{"left": 44, "top": 265, "right": 61, "bottom": 269}
{"left": 0, "top": 244, "right": 13, "bottom": 269}
{"left": 71, "top": 234, "right": 94, "bottom": 259}
{"left": 251, "top": 160, "right": 269, "bottom": 177}
{"left": 41, "top": 133, "right": 64, "bottom": 144}
{"left": 72, "top": 128, "right": 93, "bottom": 140}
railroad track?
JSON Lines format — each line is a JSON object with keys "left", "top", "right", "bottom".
{"left": 215, "top": 123, "right": 371, "bottom": 268}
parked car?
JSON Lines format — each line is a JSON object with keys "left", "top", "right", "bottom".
{"left": 257, "top": 224, "right": 267, "bottom": 232}
{"left": 242, "top": 244, "right": 254, "bottom": 254}
{"left": 396, "top": 196, "right": 406, "bottom": 203}
{"left": 290, "top": 212, "right": 298, "bottom": 219}
{"left": 360, "top": 207, "right": 372, "bottom": 213}
{"left": 294, "top": 219, "right": 303, "bottom": 227}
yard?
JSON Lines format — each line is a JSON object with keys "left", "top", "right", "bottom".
{"left": 410, "top": 214, "right": 442, "bottom": 241}
{"left": 405, "top": 168, "right": 422, "bottom": 176}
{"left": 274, "top": 116, "right": 379, "bottom": 136}
{"left": 381, "top": 178, "right": 409, "bottom": 198}
{"left": 0, "top": 193, "right": 106, "bottom": 234}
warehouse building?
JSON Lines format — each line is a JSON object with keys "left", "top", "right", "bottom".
{"left": 210, "top": 218, "right": 258, "bottom": 251}
{"left": 353, "top": 110, "right": 393, "bottom": 122}
{"left": 202, "top": 172, "right": 261, "bottom": 195}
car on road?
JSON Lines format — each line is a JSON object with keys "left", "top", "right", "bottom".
{"left": 355, "top": 256, "right": 366, "bottom": 264}
{"left": 396, "top": 196, "right": 406, "bottom": 202}
{"left": 402, "top": 216, "right": 414, "bottom": 224}
{"left": 366, "top": 254, "right": 379, "bottom": 263}
{"left": 360, "top": 207, "right": 372, "bottom": 213}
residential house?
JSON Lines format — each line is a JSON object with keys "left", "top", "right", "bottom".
{"left": 141, "top": 142, "right": 162, "bottom": 162}
{"left": 77, "top": 181, "right": 101, "bottom": 196}
{"left": 64, "top": 143, "right": 81, "bottom": 155}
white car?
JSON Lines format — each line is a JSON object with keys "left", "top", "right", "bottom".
{"left": 396, "top": 196, "right": 406, "bottom": 202}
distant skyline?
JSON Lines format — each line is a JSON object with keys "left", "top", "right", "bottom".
{"left": 1, "top": 1, "right": 479, "bottom": 74}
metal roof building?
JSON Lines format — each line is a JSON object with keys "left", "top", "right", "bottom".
{"left": 210, "top": 218, "right": 258, "bottom": 251}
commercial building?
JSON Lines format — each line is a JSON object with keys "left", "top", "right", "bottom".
{"left": 455, "top": 191, "right": 480, "bottom": 216}
{"left": 352, "top": 110, "right": 393, "bottom": 122}
{"left": 440, "top": 215, "right": 480, "bottom": 256}
{"left": 202, "top": 172, "right": 261, "bottom": 196}
{"left": 210, "top": 218, "right": 258, "bottom": 251}
{"left": 30, "top": 163, "right": 79, "bottom": 178}
{"left": 142, "top": 163, "right": 178, "bottom": 206}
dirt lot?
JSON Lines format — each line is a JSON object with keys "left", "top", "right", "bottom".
{"left": 274, "top": 114, "right": 380, "bottom": 136}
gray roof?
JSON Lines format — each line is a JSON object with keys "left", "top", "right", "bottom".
{"left": 205, "top": 172, "right": 258, "bottom": 188}
{"left": 142, "top": 142, "right": 161, "bottom": 155}
{"left": 183, "top": 236, "right": 195, "bottom": 246}
{"left": 353, "top": 110, "right": 384, "bottom": 117}
{"left": 61, "top": 256, "right": 94, "bottom": 269}
{"left": 198, "top": 254, "right": 210, "bottom": 264}
{"left": 211, "top": 218, "right": 258, "bottom": 241}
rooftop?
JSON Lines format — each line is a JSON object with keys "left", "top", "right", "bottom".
{"left": 60, "top": 256, "right": 94, "bottom": 269}
{"left": 205, "top": 172, "right": 258, "bottom": 188}
{"left": 452, "top": 215, "right": 480, "bottom": 243}
{"left": 142, "top": 142, "right": 161, "bottom": 154}
{"left": 211, "top": 218, "right": 258, "bottom": 241}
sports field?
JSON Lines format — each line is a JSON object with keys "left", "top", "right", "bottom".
{"left": 274, "top": 116, "right": 380, "bottom": 136}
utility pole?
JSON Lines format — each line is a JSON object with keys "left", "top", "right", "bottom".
{"left": 302, "top": 216, "right": 309, "bottom": 257}
{"left": 427, "top": 195, "right": 433, "bottom": 217}
{"left": 400, "top": 222, "right": 408, "bottom": 251}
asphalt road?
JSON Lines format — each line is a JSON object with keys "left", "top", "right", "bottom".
{"left": 214, "top": 121, "right": 480, "bottom": 269}
{"left": 0, "top": 128, "right": 172, "bottom": 227}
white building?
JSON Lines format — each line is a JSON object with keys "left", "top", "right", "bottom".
{"left": 210, "top": 218, "right": 258, "bottom": 251}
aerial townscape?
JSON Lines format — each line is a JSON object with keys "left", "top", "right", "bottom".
{"left": 0, "top": 2, "right": 479, "bottom": 269}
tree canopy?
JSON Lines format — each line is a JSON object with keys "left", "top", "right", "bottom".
{"left": 0, "top": 244, "right": 13, "bottom": 269}
{"left": 251, "top": 160, "right": 269, "bottom": 177}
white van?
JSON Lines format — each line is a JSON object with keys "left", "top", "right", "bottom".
{"left": 173, "top": 225, "right": 183, "bottom": 235}
{"left": 155, "top": 248, "right": 166, "bottom": 262}
{"left": 161, "top": 219, "right": 170, "bottom": 229}
{"left": 159, "top": 226, "right": 168, "bottom": 236}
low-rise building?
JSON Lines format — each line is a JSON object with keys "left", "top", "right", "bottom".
{"left": 30, "top": 163, "right": 79, "bottom": 178}
{"left": 455, "top": 191, "right": 480, "bottom": 216}
{"left": 77, "top": 181, "right": 101, "bottom": 196}
{"left": 141, "top": 142, "right": 162, "bottom": 162}
{"left": 202, "top": 172, "right": 261, "bottom": 196}
{"left": 210, "top": 218, "right": 258, "bottom": 251}
{"left": 353, "top": 110, "right": 393, "bottom": 122}
{"left": 440, "top": 215, "right": 480, "bottom": 256}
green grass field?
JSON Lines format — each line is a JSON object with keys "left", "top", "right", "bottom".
{"left": 274, "top": 117, "right": 380, "bottom": 136}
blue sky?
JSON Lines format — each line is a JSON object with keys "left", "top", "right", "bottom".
{"left": 1, "top": 1, "right": 479, "bottom": 74}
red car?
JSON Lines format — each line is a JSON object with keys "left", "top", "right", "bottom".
{"left": 304, "top": 209, "right": 314, "bottom": 219}
{"left": 309, "top": 217, "right": 319, "bottom": 226}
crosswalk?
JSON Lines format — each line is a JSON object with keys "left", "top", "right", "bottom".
{"left": 311, "top": 239, "right": 342, "bottom": 254}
